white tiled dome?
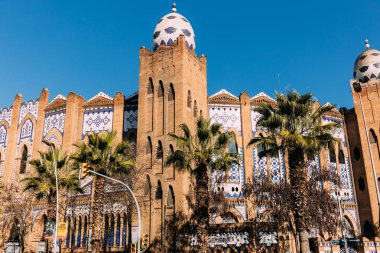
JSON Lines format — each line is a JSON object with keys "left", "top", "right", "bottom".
{"left": 354, "top": 40, "right": 380, "bottom": 83}
{"left": 152, "top": 3, "right": 195, "bottom": 51}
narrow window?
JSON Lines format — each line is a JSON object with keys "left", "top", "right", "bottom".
{"left": 187, "top": 91, "right": 192, "bottom": 108}
{"left": 103, "top": 214, "right": 109, "bottom": 247}
{"left": 369, "top": 129, "right": 377, "bottom": 144}
{"left": 20, "top": 145, "right": 28, "bottom": 174}
{"left": 71, "top": 217, "right": 76, "bottom": 248}
{"left": 76, "top": 217, "right": 82, "bottom": 248}
{"left": 353, "top": 146, "right": 361, "bottom": 161}
{"left": 155, "top": 180, "right": 163, "bottom": 200}
{"left": 156, "top": 141, "right": 163, "bottom": 159}
{"left": 66, "top": 217, "right": 71, "bottom": 248}
{"left": 193, "top": 100, "right": 198, "bottom": 117}
{"left": 147, "top": 78, "right": 154, "bottom": 94}
{"left": 122, "top": 213, "right": 127, "bottom": 247}
{"left": 168, "top": 83, "right": 175, "bottom": 101}
{"left": 116, "top": 214, "right": 121, "bottom": 247}
{"left": 158, "top": 81, "right": 164, "bottom": 97}
{"left": 338, "top": 149, "right": 345, "bottom": 164}
{"left": 82, "top": 216, "right": 87, "bottom": 247}
{"left": 167, "top": 186, "right": 175, "bottom": 208}
{"left": 358, "top": 177, "right": 365, "bottom": 192}
{"left": 109, "top": 214, "right": 114, "bottom": 247}
{"left": 329, "top": 148, "right": 336, "bottom": 163}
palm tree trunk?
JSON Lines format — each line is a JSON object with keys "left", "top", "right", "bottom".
{"left": 91, "top": 175, "right": 106, "bottom": 253}
{"left": 194, "top": 163, "right": 210, "bottom": 253}
{"left": 288, "top": 147, "right": 309, "bottom": 253}
{"left": 47, "top": 194, "right": 56, "bottom": 222}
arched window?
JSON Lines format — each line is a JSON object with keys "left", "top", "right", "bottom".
{"left": 187, "top": 91, "right": 192, "bottom": 108}
{"left": 158, "top": 81, "right": 164, "bottom": 97}
{"left": 116, "top": 214, "right": 121, "bottom": 247}
{"left": 353, "top": 146, "right": 361, "bottom": 161}
{"left": 155, "top": 180, "right": 163, "bottom": 200}
{"left": 369, "top": 129, "right": 377, "bottom": 144}
{"left": 167, "top": 186, "right": 174, "bottom": 209}
{"left": 146, "top": 137, "right": 153, "bottom": 168}
{"left": 329, "top": 148, "right": 336, "bottom": 163}
{"left": 156, "top": 141, "right": 163, "bottom": 159}
{"left": 82, "top": 216, "right": 87, "bottom": 248}
{"left": 168, "top": 83, "right": 175, "bottom": 101}
{"left": 193, "top": 100, "right": 198, "bottom": 117}
{"left": 109, "top": 214, "right": 114, "bottom": 247}
{"left": 71, "top": 217, "right": 76, "bottom": 248}
{"left": 66, "top": 217, "right": 71, "bottom": 248}
{"left": 338, "top": 149, "right": 345, "bottom": 164}
{"left": 200, "top": 109, "right": 203, "bottom": 117}
{"left": 228, "top": 134, "right": 238, "bottom": 153}
{"left": 19, "top": 145, "right": 28, "bottom": 174}
{"left": 76, "top": 217, "right": 82, "bottom": 247}
{"left": 363, "top": 220, "right": 375, "bottom": 239}
{"left": 358, "top": 177, "right": 365, "bottom": 192}
{"left": 103, "top": 214, "right": 109, "bottom": 247}
{"left": 122, "top": 213, "right": 127, "bottom": 247}
{"left": 8, "top": 219, "right": 20, "bottom": 242}
{"left": 147, "top": 78, "right": 154, "bottom": 95}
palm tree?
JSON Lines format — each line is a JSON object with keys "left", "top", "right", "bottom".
{"left": 165, "top": 117, "right": 239, "bottom": 253}
{"left": 248, "top": 90, "right": 340, "bottom": 253}
{"left": 70, "top": 131, "right": 134, "bottom": 252}
{"left": 22, "top": 148, "right": 81, "bottom": 222}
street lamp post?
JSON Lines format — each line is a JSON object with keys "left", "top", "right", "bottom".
{"left": 336, "top": 192, "right": 349, "bottom": 253}
{"left": 43, "top": 141, "right": 59, "bottom": 253}
{"left": 88, "top": 170, "right": 141, "bottom": 253}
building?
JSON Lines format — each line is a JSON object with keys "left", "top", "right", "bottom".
{"left": 0, "top": 3, "right": 378, "bottom": 253}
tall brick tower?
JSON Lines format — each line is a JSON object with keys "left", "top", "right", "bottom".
{"left": 136, "top": 3, "right": 208, "bottom": 245}
{"left": 345, "top": 39, "right": 380, "bottom": 238}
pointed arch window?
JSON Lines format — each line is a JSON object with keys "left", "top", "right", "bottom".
{"left": 76, "top": 217, "right": 82, "bottom": 247}
{"left": 147, "top": 78, "right": 154, "bottom": 95}
{"left": 187, "top": 91, "right": 192, "bottom": 108}
{"left": 167, "top": 185, "right": 175, "bottom": 209}
{"left": 103, "top": 214, "right": 109, "bottom": 247}
{"left": 156, "top": 141, "right": 163, "bottom": 159}
{"left": 19, "top": 145, "right": 28, "bottom": 174}
{"left": 155, "top": 180, "right": 163, "bottom": 200}
{"left": 116, "top": 214, "right": 121, "bottom": 247}
{"left": 82, "top": 216, "right": 87, "bottom": 247}
{"left": 108, "top": 214, "right": 114, "bottom": 247}
{"left": 158, "top": 81, "right": 164, "bottom": 97}
{"left": 338, "top": 149, "right": 345, "bottom": 164}
{"left": 71, "top": 217, "right": 76, "bottom": 248}
{"left": 329, "top": 148, "right": 336, "bottom": 163}
{"left": 122, "top": 213, "right": 127, "bottom": 247}
{"left": 168, "top": 83, "right": 175, "bottom": 101}
{"left": 228, "top": 134, "right": 238, "bottom": 154}
{"left": 193, "top": 100, "right": 198, "bottom": 117}
{"left": 369, "top": 129, "right": 377, "bottom": 144}
{"left": 66, "top": 217, "right": 71, "bottom": 248}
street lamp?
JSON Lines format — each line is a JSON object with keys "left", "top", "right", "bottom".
{"left": 336, "top": 191, "right": 349, "bottom": 253}
{"left": 43, "top": 140, "right": 59, "bottom": 253}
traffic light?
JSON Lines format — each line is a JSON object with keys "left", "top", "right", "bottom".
{"left": 80, "top": 163, "right": 91, "bottom": 179}
{"left": 131, "top": 243, "right": 136, "bottom": 253}
{"left": 142, "top": 234, "right": 149, "bottom": 249}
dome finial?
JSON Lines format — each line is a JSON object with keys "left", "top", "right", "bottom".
{"left": 365, "top": 38, "right": 370, "bottom": 50}
{"left": 172, "top": 2, "right": 177, "bottom": 12}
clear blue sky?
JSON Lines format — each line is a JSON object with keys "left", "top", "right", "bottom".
{"left": 0, "top": 0, "right": 379, "bottom": 109}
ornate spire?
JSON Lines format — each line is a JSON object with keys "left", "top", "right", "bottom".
{"left": 365, "top": 38, "right": 370, "bottom": 50}
{"left": 172, "top": 2, "right": 177, "bottom": 12}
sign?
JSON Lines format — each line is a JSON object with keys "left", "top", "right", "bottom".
{"left": 43, "top": 221, "right": 56, "bottom": 239}
{"left": 37, "top": 241, "right": 45, "bottom": 253}
{"left": 346, "top": 238, "right": 360, "bottom": 243}
{"left": 57, "top": 222, "right": 68, "bottom": 239}
{"left": 131, "top": 226, "right": 139, "bottom": 243}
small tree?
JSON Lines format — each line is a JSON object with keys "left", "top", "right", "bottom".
{"left": 0, "top": 184, "right": 36, "bottom": 253}
{"left": 245, "top": 166, "right": 342, "bottom": 252}
{"left": 248, "top": 90, "right": 341, "bottom": 253}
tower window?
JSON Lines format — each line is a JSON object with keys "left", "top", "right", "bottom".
{"left": 155, "top": 180, "right": 162, "bottom": 200}
{"left": 147, "top": 78, "right": 154, "bottom": 95}
{"left": 167, "top": 186, "right": 174, "bottom": 208}
{"left": 19, "top": 145, "right": 28, "bottom": 174}
{"left": 168, "top": 83, "right": 175, "bottom": 101}
{"left": 193, "top": 100, "right": 198, "bottom": 117}
{"left": 369, "top": 129, "right": 377, "bottom": 144}
{"left": 329, "top": 148, "right": 336, "bottom": 163}
{"left": 158, "top": 81, "right": 164, "bottom": 97}
{"left": 187, "top": 91, "right": 192, "bottom": 108}
{"left": 338, "top": 149, "right": 345, "bottom": 164}
{"left": 358, "top": 177, "right": 365, "bottom": 192}
{"left": 353, "top": 146, "right": 361, "bottom": 161}
{"left": 156, "top": 141, "right": 163, "bottom": 159}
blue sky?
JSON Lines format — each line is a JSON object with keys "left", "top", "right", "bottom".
{"left": 0, "top": 0, "right": 379, "bottom": 109}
